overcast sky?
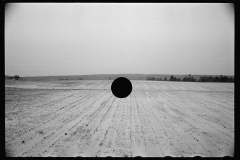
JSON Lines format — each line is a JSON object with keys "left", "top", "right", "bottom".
{"left": 5, "top": 3, "right": 234, "bottom": 76}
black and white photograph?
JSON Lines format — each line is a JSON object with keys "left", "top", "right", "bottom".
{"left": 5, "top": 3, "right": 234, "bottom": 157}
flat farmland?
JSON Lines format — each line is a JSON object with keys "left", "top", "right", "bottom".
{"left": 5, "top": 80, "right": 234, "bottom": 157}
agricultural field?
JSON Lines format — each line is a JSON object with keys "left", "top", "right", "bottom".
{"left": 5, "top": 80, "right": 234, "bottom": 157}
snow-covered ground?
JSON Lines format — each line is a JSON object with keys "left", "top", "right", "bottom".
{"left": 5, "top": 80, "right": 234, "bottom": 157}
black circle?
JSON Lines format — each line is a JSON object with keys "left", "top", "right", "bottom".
{"left": 103, "top": 156, "right": 114, "bottom": 160}
{"left": 192, "top": 156, "right": 202, "bottom": 160}
{"left": 163, "top": 156, "right": 173, "bottom": 160}
{"left": 111, "top": 77, "right": 132, "bottom": 98}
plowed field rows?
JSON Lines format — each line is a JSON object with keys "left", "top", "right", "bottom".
{"left": 5, "top": 80, "right": 234, "bottom": 157}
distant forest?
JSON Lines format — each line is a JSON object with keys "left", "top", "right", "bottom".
{"left": 5, "top": 75, "right": 22, "bottom": 80}
{"left": 6, "top": 74, "right": 234, "bottom": 83}
{"left": 146, "top": 74, "right": 234, "bottom": 83}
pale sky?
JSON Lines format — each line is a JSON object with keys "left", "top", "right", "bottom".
{"left": 5, "top": 3, "right": 234, "bottom": 76}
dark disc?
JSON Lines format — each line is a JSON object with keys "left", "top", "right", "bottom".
{"left": 111, "top": 77, "right": 132, "bottom": 98}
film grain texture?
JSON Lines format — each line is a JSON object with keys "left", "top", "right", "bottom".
{"left": 5, "top": 80, "right": 234, "bottom": 157}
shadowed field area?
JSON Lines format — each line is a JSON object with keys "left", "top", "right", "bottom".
{"left": 5, "top": 80, "right": 234, "bottom": 157}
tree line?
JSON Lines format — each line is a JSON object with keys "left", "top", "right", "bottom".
{"left": 5, "top": 75, "right": 22, "bottom": 80}
{"left": 198, "top": 75, "right": 234, "bottom": 82}
{"left": 146, "top": 74, "right": 234, "bottom": 83}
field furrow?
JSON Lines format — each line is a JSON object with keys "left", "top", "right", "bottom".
{"left": 5, "top": 80, "right": 234, "bottom": 157}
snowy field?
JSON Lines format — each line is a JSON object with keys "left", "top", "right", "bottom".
{"left": 5, "top": 80, "right": 234, "bottom": 157}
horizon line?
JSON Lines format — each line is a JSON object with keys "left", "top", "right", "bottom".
{"left": 5, "top": 73, "right": 235, "bottom": 78}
